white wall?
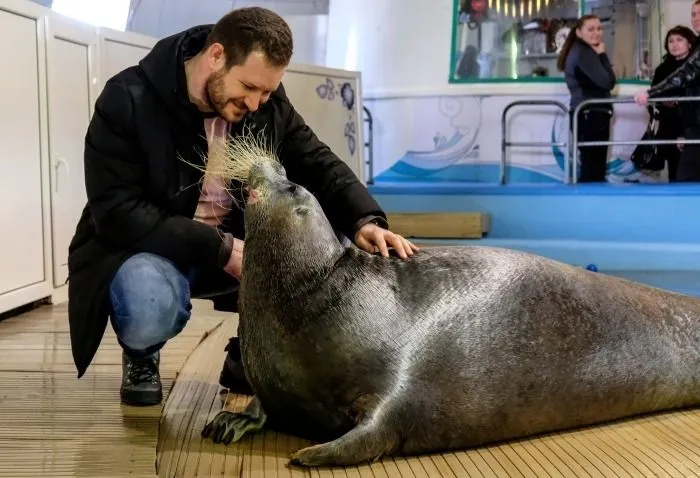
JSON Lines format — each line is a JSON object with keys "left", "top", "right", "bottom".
{"left": 662, "top": 0, "right": 694, "bottom": 31}
{"left": 126, "top": 0, "right": 329, "bottom": 66}
{"left": 326, "top": 0, "right": 453, "bottom": 97}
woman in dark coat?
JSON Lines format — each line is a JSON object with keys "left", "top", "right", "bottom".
{"left": 648, "top": 26, "right": 696, "bottom": 181}
{"left": 635, "top": 9, "right": 700, "bottom": 181}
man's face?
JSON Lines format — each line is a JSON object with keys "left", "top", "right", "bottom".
{"left": 692, "top": 4, "right": 700, "bottom": 34}
{"left": 202, "top": 45, "right": 286, "bottom": 123}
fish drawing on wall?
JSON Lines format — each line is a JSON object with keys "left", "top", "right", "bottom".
{"left": 315, "top": 77, "right": 358, "bottom": 157}
{"left": 315, "top": 78, "right": 336, "bottom": 101}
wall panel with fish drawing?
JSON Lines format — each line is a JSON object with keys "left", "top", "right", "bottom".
{"left": 281, "top": 64, "right": 366, "bottom": 184}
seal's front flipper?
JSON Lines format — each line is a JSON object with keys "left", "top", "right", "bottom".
{"left": 201, "top": 396, "right": 267, "bottom": 445}
{"left": 289, "top": 418, "right": 398, "bottom": 467}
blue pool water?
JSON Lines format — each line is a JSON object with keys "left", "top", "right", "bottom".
{"left": 368, "top": 182, "right": 700, "bottom": 299}
{"left": 596, "top": 271, "right": 700, "bottom": 298}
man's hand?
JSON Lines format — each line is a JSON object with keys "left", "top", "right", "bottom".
{"left": 354, "top": 223, "right": 419, "bottom": 259}
{"left": 223, "top": 238, "right": 244, "bottom": 279}
{"left": 634, "top": 91, "right": 649, "bottom": 106}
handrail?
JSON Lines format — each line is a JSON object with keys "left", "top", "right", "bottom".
{"left": 363, "top": 105, "right": 374, "bottom": 184}
{"left": 501, "top": 100, "right": 570, "bottom": 185}
{"left": 571, "top": 96, "right": 700, "bottom": 183}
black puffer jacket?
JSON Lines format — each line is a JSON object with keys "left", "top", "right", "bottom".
{"left": 649, "top": 55, "right": 687, "bottom": 139}
{"left": 648, "top": 41, "right": 700, "bottom": 129}
{"left": 68, "top": 25, "right": 386, "bottom": 377}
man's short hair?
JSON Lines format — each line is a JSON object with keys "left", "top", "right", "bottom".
{"left": 204, "top": 7, "right": 294, "bottom": 68}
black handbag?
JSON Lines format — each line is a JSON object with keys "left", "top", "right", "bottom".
{"left": 630, "top": 107, "right": 666, "bottom": 171}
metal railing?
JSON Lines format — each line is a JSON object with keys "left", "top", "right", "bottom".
{"left": 501, "top": 100, "right": 570, "bottom": 185}
{"left": 571, "top": 95, "right": 700, "bottom": 183}
{"left": 363, "top": 105, "right": 374, "bottom": 184}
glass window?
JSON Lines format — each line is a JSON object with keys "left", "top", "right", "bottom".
{"left": 450, "top": 0, "right": 661, "bottom": 82}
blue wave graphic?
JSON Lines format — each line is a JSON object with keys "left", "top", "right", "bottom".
{"left": 375, "top": 101, "right": 655, "bottom": 185}
{"left": 389, "top": 131, "right": 478, "bottom": 174}
{"left": 376, "top": 163, "right": 562, "bottom": 183}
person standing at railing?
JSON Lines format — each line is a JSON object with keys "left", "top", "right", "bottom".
{"left": 634, "top": 0, "right": 700, "bottom": 182}
{"left": 645, "top": 26, "right": 697, "bottom": 182}
{"left": 557, "top": 14, "right": 617, "bottom": 183}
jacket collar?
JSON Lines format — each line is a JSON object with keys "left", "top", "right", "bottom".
{"left": 138, "top": 24, "right": 215, "bottom": 128}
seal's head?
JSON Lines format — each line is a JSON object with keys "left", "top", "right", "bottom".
{"left": 191, "top": 130, "right": 347, "bottom": 280}
{"left": 243, "top": 158, "right": 342, "bottom": 264}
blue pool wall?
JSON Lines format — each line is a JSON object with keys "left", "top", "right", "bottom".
{"left": 367, "top": 182, "right": 700, "bottom": 274}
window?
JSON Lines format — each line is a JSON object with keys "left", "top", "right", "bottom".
{"left": 449, "top": 0, "right": 661, "bottom": 82}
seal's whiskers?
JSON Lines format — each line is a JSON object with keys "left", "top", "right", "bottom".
{"left": 178, "top": 124, "right": 280, "bottom": 188}
{"left": 218, "top": 127, "right": 279, "bottom": 185}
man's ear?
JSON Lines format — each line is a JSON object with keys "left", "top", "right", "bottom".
{"left": 205, "top": 42, "right": 226, "bottom": 69}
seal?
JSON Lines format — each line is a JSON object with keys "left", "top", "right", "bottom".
{"left": 200, "top": 150, "right": 700, "bottom": 468}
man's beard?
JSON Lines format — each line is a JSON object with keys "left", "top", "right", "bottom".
{"left": 205, "top": 70, "right": 247, "bottom": 122}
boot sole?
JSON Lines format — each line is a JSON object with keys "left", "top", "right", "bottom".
{"left": 120, "top": 389, "right": 163, "bottom": 406}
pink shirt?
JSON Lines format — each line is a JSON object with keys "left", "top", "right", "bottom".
{"left": 194, "top": 117, "right": 234, "bottom": 226}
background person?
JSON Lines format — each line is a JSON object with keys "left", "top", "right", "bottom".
{"left": 557, "top": 14, "right": 617, "bottom": 183}
{"left": 647, "top": 26, "right": 697, "bottom": 181}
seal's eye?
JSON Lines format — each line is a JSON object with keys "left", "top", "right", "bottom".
{"left": 294, "top": 206, "right": 309, "bottom": 216}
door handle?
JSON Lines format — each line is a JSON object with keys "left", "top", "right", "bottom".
{"left": 53, "top": 156, "right": 70, "bottom": 194}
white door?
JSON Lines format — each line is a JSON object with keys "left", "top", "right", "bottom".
{"left": 96, "top": 26, "right": 154, "bottom": 94}
{"left": 45, "top": 14, "right": 98, "bottom": 287}
{"left": 0, "top": 0, "right": 52, "bottom": 314}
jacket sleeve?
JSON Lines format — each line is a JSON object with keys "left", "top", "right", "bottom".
{"left": 83, "top": 78, "right": 233, "bottom": 269}
{"left": 577, "top": 49, "right": 616, "bottom": 91}
{"left": 274, "top": 85, "right": 388, "bottom": 240}
{"left": 648, "top": 46, "right": 700, "bottom": 98}
{"left": 647, "top": 64, "right": 666, "bottom": 117}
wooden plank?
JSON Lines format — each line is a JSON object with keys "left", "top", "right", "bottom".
{"left": 386, "top": 213, "right": 489, "bottom": 239}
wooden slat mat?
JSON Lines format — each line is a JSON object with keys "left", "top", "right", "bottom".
{"left": 0, "top": 301, "right": 227, "bottom": 478}
{"left": 159, "top": 317, "right": 700, "bottom": 477}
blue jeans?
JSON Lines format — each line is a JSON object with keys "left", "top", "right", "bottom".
{"left": 109, "top": 252, "right": 238, "bottom": 358}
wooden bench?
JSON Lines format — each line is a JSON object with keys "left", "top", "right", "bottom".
{"left": 386, "top": 212, "right": 490, "bottom": 239}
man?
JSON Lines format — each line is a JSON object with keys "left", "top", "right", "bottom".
{"left": 67, "top": 7, "right": 417, "bottom": 406}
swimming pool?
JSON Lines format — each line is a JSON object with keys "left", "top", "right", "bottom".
{"left": 598, "top": 270, "right": 700, "bottom": 298}
{"left": 369, "top": 182, "right": 700, "bottom": 299}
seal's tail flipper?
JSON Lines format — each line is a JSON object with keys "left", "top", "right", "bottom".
{"left": 201, "top": 396, "right": 267, "bottom": 445}
{"left": 288, "top": 417, "right": 399, "bottom": 467}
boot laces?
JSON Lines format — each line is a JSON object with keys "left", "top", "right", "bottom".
{"left": 129, "top": 358, "right": 158, "bottom": 384}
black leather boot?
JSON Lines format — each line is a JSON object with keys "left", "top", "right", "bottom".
{"left": 120, "top": 351, "right": 163, "bottom": 406}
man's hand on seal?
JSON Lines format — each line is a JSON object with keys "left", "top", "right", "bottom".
{"left": 223, "top": 238, "right": 244, "bottom": 279}
{"left": 354, "top": 223, "right": 418, "bottom": 259}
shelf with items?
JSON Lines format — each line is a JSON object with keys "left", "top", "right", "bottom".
{"left": 450, "top": 0, "right": 661, "bottom": 83}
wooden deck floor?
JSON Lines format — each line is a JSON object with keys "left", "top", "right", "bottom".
{"left": 1, "top": 300, "right": 699, "bottom": 477}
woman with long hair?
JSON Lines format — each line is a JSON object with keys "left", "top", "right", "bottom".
{"left": 648, "top": 26, "right": 696, "bottom": 181}
{"left": 557, "top": 14, "right": 617, "bottom": 183}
